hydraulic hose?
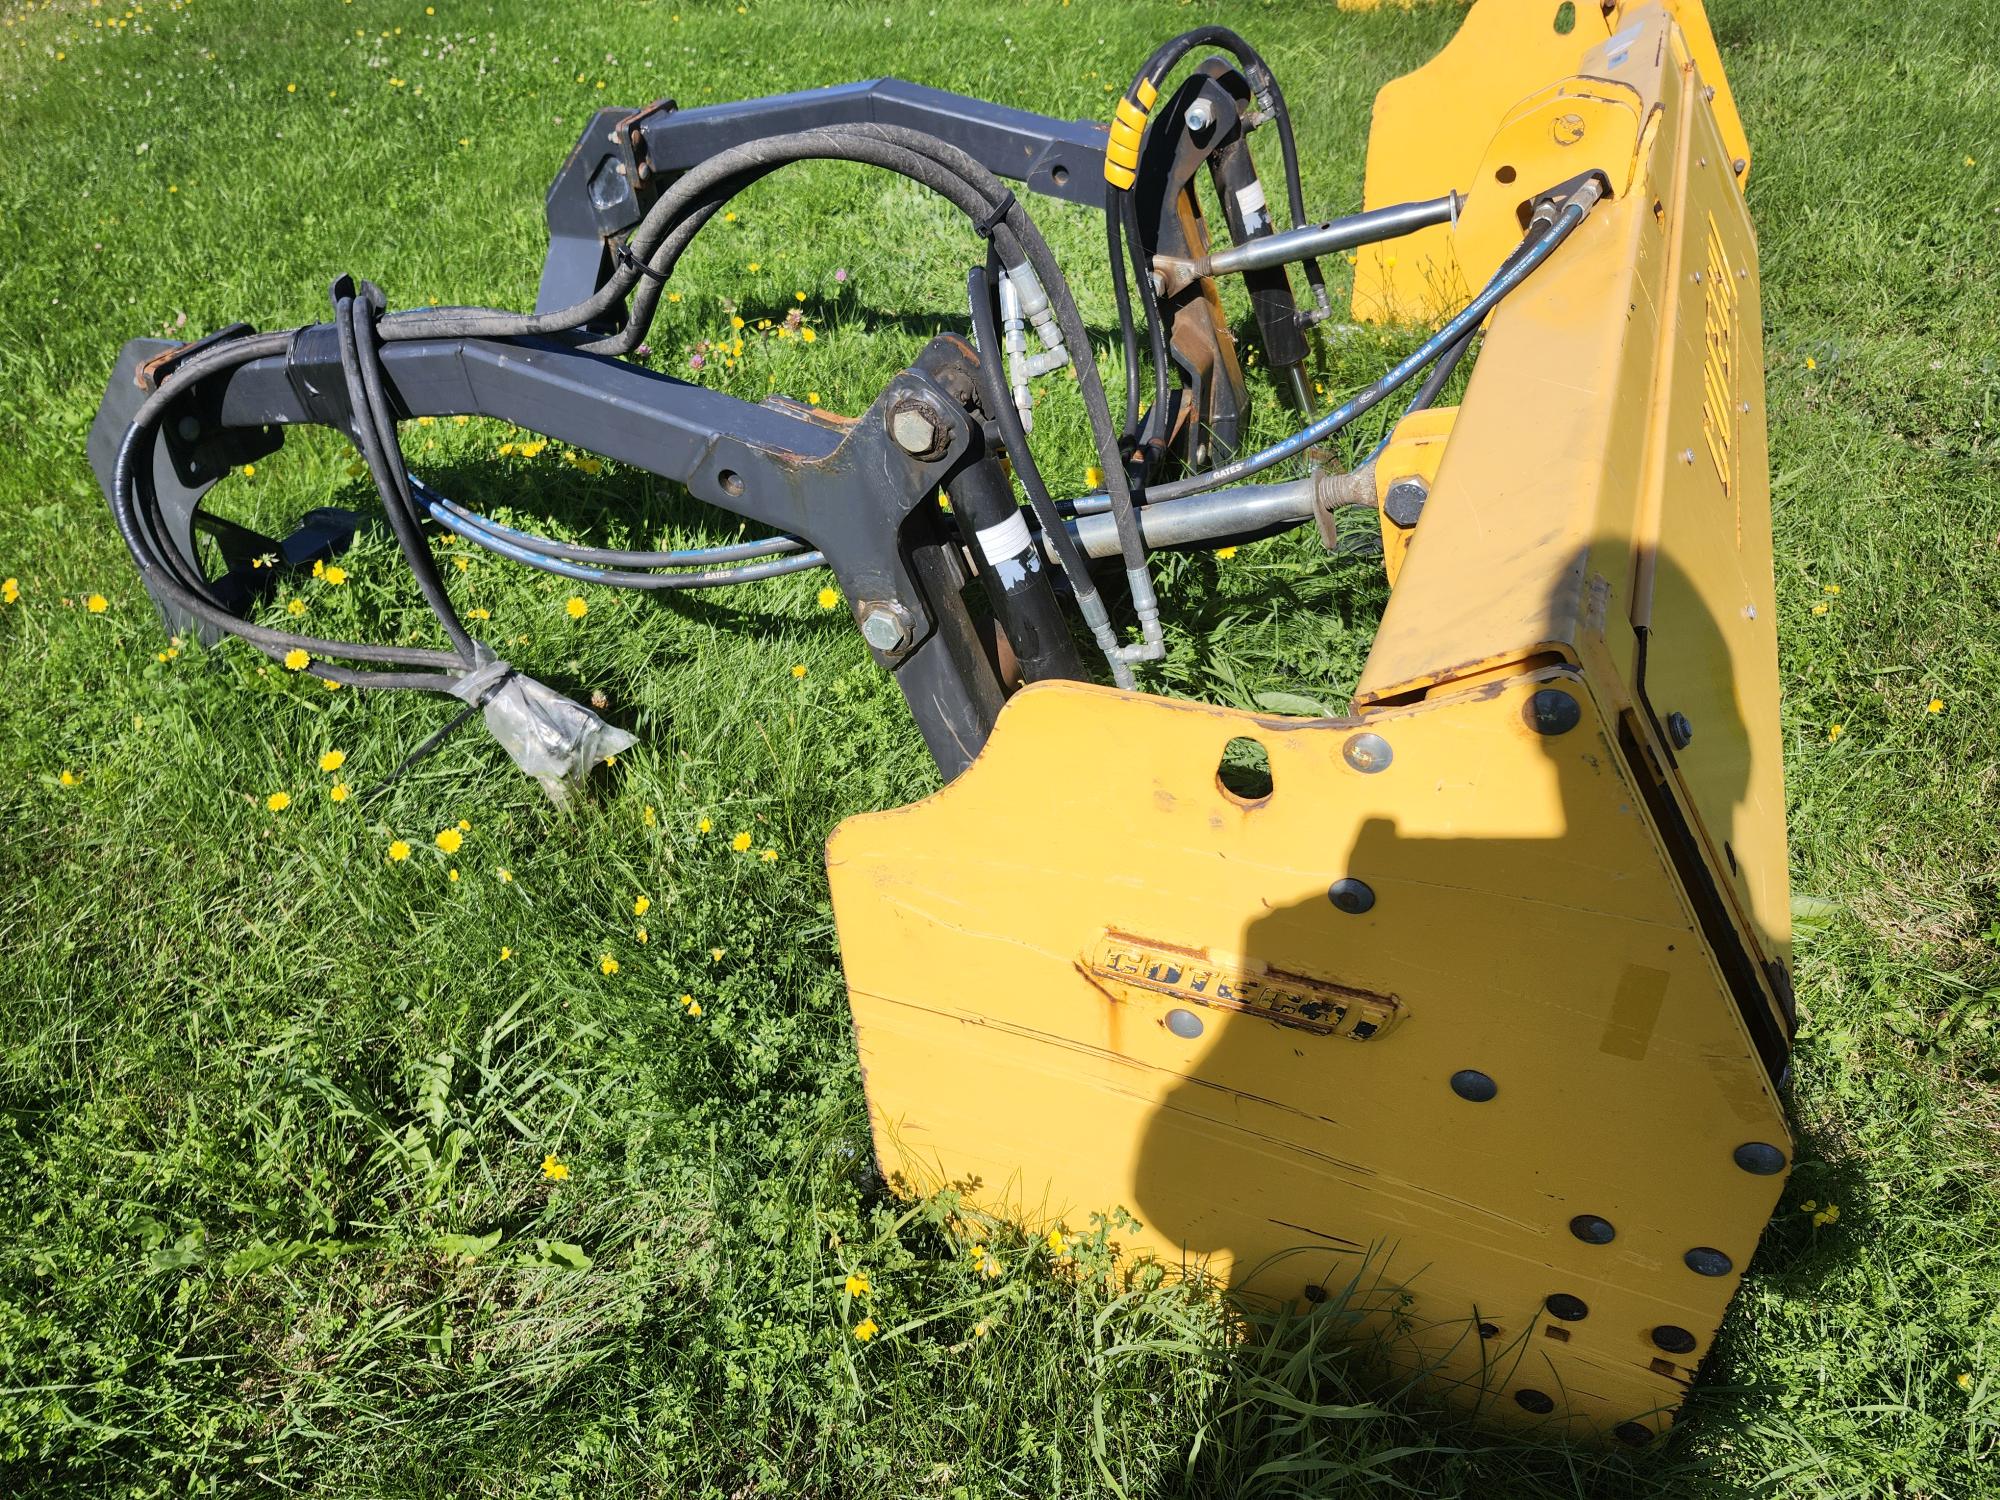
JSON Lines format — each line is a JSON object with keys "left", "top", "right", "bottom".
{"left": 1076, "top": 179, "right": 1602, "bottom": 510}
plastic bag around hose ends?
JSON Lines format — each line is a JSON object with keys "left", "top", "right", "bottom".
{"left": 450, "top": 648, "right": 637, "bottom": 805}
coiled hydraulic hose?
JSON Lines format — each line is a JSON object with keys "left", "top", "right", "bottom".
{"left": 1103, "top": 26, "right": 1321, "bottom": 455}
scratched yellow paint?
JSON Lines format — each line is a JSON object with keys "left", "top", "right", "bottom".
{"left": 827, "top": 0, "right": 1787, "bottom": 1446}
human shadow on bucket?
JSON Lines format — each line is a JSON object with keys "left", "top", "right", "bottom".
{"left": 1123, "top": 547, "right": 1806, "bottom": 1485}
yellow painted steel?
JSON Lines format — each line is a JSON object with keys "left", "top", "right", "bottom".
{"left": 827, "top": 0, "right": 1788, "bottom": 1444}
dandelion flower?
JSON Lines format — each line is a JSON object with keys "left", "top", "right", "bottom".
{"left": 497, "top": 868, "right": 513, "bottom": 883}
{"left": 541, "top": 1153, "right": 569, "bottom": 1181}
{"left": 709, "top": 947, "right": 725, "bottom": 962}
{"left": 448, "top": 868, "right": 460, "bottom": 883}
{"left": 1805, "top": 356, "right": 1817, "bottom": 370}
{"left": 436, "top": 828, "right": 463, "bottom": 854}
{"left": 242, "top": 465, "right": 257, "bottom": 478}
{"left": 845, "top": 1272, "right": 870, "bottom": 1297}
{"left": 388, "top": 840, "right": 412, "bottom": 862}
{"left": 323, "top": 678, "right": 342, "bottom": 690}
{"left": 599, "top": 954, "right": 619, "bottom": 976}
{"left": 284, "top": 649, "right": 310, "bottom": 671}
{"left": 1828, "top": 723, "right": 1844, "bottom": 742}
{"left": 1958, "top": 1372, "right": 1975, "bottom": 1390}
{"left": 636, "top": 926, "right": 649, "bottom": 944}
{"left": 807, "top": 392, "right": 821, "bottom": 406}
{"left": 500, "top": 945, "right": 513, "bottom": 961}
{"left": 457, "top": 818, "right": 471, "bottom": 832}
{"left": 816, "top": 586, "right": 840, "bottom": 610}
{"left": 853, "top": 1317, "right": 879, "bottom": 1342}
{"left": 790, "top": 664, "right": 807, "bottom": 679}
{"left": 323, "top": 565, "right": 348, "bottom": 586}
{"left": 467, "top": 607, "right": 490, "bottom": 621}
{"left": 643, "top": 805, "right": 658, "bottom": 827}
{"left": 1811, "top": 602, "right": 1829, "bottom": 616}
{"left": 731, "top": 831, "right": 752, "bottom": 852}
{"left": 973, "top": 1319, "right": 990, "bottom": 1338}
{"left": 800, "top": 327, "right": 816, "bottom": 343}
{"left": 266, "top": 792, "right": 292, "bottom": 811}
{"left": 59, "top": 769, "right": 80, "bottom": 788}
{"left": 565, "top": 596, "right": 588, "bottom": 618}
{"left": 1823, "top": 584, "right": 1841, "bottom": 596}
{"left": 86, "top": 594, "right": 109, "bottom": 613}
{"left": 747, "top": 261, "right": 761, "bottom": 273}
{"left": 698, "top": 816, "right": 713, "bottom": 833}
{"left": 329, "top": 782, "right": 351, "bottom": 803}
{"left": 286, "top": 598, "right": 307, "bottom": 616}
{"left": 1215, "top": 547, "right": 1238, "bottom": 560}
{"left": 1084, "top": 466, "right": 1101, "bottom": 488}
{"left": 1, "top": 578, "right": 18, "bottom": 605}
{"left": 319, "top": 749, "right": 347, "bottom": 773}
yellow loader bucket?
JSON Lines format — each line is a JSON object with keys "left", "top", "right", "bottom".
{"left": 829, "top": 0, "right": 1789, "bottom": 1446}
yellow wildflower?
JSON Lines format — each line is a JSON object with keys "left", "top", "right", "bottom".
{"left": 747, "top": 261, "right": 761, "bottom": 273}
{"left": 1, "top": 578, "right": 18, "bottom": 604}
{"left": 807, "top": 392, "right": 820, "bottom": 405}
{"left": 541, "top": 1153, "right": 569, "bottom": 1181}
{"left": 319, "top": 749, "right": 347, "bottom": 773}
{"left": 709, "top": 947, "right": 725, "bottom": 962}
{"left": 1805, "top": 356, "right": 1817, "bottom": 370}
{"left": 457, "top": 818, "right": 471, "bottom": 832}
{"left": 973, "top": 1319, "right": 990, "bottom": 1338}
{"left": 790, "top": 664, "right": 807, "bottom": 679}
{"left": 817, "top": 587, "right": 839, "bottom": 610}
{"left": 731, "top": 831, "right": 752, "bottom": 852}
{"left": 284, "top": 649, "right": 310, "bottom": 671}
{"left": 266, "top": 791, "right": 291, "bottom": 812}
{"left": 323, "top": 678, "right": 341, "bottom": 691}
{"left": 633, "top": 894, "right": 652, "bottom": 916}
{"left": 287, "top": 598, "right": 307, "bottom": 616}
{"left": 497, "top": 868, "right": 513, "bottom": 883}
{"left": 436, "top": 828, "right": 463, "bottom": 854}
{"left": 643, "top": 805, "right": 658, "bottom": 827}
{"left": 1811, "top": 602, "right": 1829, "bottom": 616}
{"left": 448, "top": 868, "right": 460, "bottom": 883}
{"left": 565, "top": 596, "right": 588, "bottom": 618}
{"left": 388, "top": 840, "right": 411, "bottom": 862}
{"left": 800, "top": 327, "right": 816, "bottom": 343}
{"left": 696, "top": 815, "right": 714, "bottom": 834}
{"left": 1046, "top": 1227, "right": 1067, "bottom": 1256}
{"left": 500, "top": 945, "right": 513, "bottom": 961}
{"left": 679, "top": 993, "right": 702, "bottom": 1017}
{"left": 467, "top": 608, "right": 491, "bottom": 620}
{"left": 1828, "top": 723, "right": 1844, "bottom": 742}
{"left": 1800, "top": 1201, "right": 1818, "bottom": 1213}
{"left": 599, "top": 954, "right": 619, "bottom": 976}
{"left": 845, "top": 1272, "right": 870, "bottom": 1296}
{"left": 730, "top": 315, "right": 745, "bottom": 330}
{"left": 242, "top": 465, "right": 257, "bottom": 478}
{"left": 85, "top": 594, "right": 109, "bottom": 613}
{"left": 1215, "top": 547, "right": 1238, "bottom": 560}
{"left": 636, "top": 926, "right": 648, "bottom": 944}
{"left": 1823, "top": 584, "right": 1842, "bottom": 596}
{"left": 330, "top": 783, "right": 350, "bottom": 803}
{"left": 1959, "top": 1373, "right": 1975, "bottom": 1390}
{"left": 59, "top": 769, "right": 80, "bottom": 788}
{"left": 1927, "top": 698, "right": 1943, "bottom": 714}
{"left": 760, "top": 848, "right": 777, "bottom": 862}
{"left": 324, "top": 565, "right": 348, "bottom": 585}
{"left": 1084, "top": 466, "right": 1101, "bottom": 488}
{"left": 853, "top": 1317, "right": 879, "bottom": 1342}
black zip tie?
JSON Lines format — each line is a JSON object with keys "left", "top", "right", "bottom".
{"left": 358, "top": 668, "right": 514, "bottom": 804}
{"left": 972, "top": 189, "right": 1016, "bottom": 240}
{"left": 613, "top": 239, "right": 670, "bottom": 282}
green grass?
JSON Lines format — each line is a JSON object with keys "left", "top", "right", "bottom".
{"left": 1, "top": 0, "right": 1997, "bottom": 1494}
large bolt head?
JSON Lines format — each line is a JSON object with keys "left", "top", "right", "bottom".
{"left": 888, "top": 401, "right": 948, "bottom": 458}
{"left": 1382, "top": 476, "right": 1429, "bottom": 528}
{"left": 1184, "top": 100, "right": 1213, "bottom": 134}
{"left": 858, "top": 604, "right": 910, "bottom": 652}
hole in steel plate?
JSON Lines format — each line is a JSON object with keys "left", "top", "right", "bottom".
{"left": 1217, "top": 736, "right": 1273, "bottom": 801}
{"left": 1495, "top": 164, "right": 1518, "bottom": 185}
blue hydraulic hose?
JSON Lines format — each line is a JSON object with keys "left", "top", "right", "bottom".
{"left": 417, "top": 480, "right": 827, "bottom": 588}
